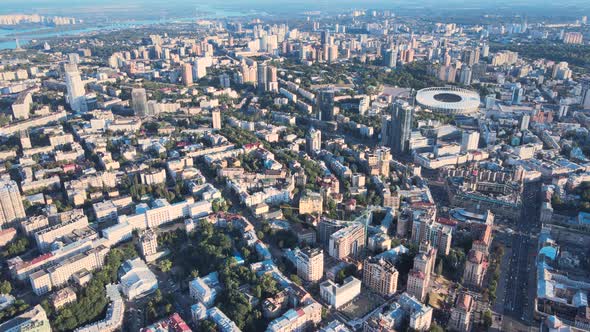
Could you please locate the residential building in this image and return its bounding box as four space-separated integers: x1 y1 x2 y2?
0 304 51 332
449 292 474 332
463 249 488 288
363 257 399 296
64 63 86 112
299 191 323 215
0 180 26 227
328 222 365 259
266 300 322 332
139 228 158 260
297 248 324 282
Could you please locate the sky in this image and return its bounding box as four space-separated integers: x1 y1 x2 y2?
0 0 588 19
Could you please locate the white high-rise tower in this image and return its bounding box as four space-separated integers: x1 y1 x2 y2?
64 63 87 112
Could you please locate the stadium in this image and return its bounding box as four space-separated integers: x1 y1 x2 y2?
415 87 481 115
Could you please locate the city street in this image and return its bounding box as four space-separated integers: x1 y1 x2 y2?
499 180 541 328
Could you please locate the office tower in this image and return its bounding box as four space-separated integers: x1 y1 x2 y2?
388 101 413 154
511 85 523 105
321 30 330 45
63 63 87 112
363 257 399 296
257 63 268 92
306 127 321 154
460 131 480 153
131 88 148 117
211 109 221 129
297 248 324 282
0 180 26 227
519 114 530 130
581 79 590 110
320 277 362 309
316 88 335 121
182 63 193 87
384 48 397 68
139 228 158 259
459 66 472 85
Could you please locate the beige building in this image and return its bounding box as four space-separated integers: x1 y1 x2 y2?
328 222 365 259
30 245 109 295
463 249 488 288
50 286 77 309
212 109 221 129
139 228 158 260
449 292 474 332
407 270 429 302
34 211 89 252
266 300 322 332
0 304 51 332
297 248 324 282
0 180 26 227
140 168 167 185
299 191 323 215
363 257 399 296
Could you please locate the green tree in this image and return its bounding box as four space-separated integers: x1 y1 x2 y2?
0 280 12 294
159 259 173 272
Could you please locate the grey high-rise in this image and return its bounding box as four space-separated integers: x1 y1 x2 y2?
131 88 148 117
316 88 335 122
388 100 413 154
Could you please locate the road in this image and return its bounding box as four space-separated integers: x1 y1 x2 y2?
500 180 541 327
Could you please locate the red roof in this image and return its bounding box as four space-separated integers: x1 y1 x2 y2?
23 253 54 268
436 217 457 226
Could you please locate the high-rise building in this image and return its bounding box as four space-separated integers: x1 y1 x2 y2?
519 114 531 130
0 180 25 227
257 63 268 92
63 63 86 112
384 48 398 68
460 131 480 153
306 127 321 154
316 88 336 121
182 63 193 87
131 88 148 117
387 100 413 154
211 109 221 129
321 30 331 46
581 79 590 110
267 65 278 92
363 257 399 296
297 248 324 282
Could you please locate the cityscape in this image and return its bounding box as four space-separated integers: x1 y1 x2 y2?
0 1 589 332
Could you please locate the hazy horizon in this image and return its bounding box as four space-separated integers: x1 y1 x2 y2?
0 0 588 20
